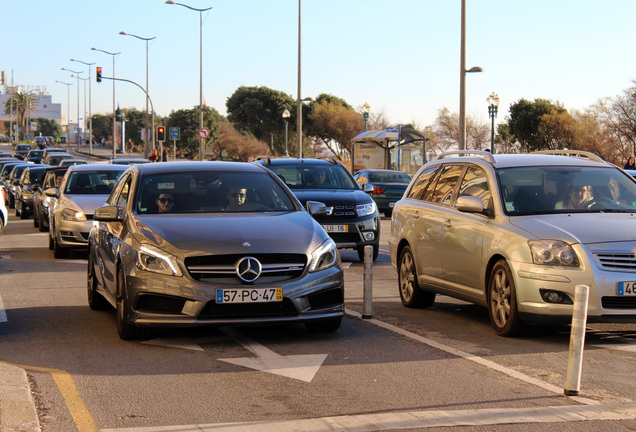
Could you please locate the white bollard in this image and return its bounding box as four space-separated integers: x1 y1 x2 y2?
362 245 373 319
564 284 590 396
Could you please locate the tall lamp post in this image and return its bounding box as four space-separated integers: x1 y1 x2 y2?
119 31 156 158
92 47 121 158
282 109 290 156
61 67 83 150
70 59 95 154
55 81 71 145
166 1 212 161
362 102 370 131
458 0 483 150
487 93 500 153
73 74 89 148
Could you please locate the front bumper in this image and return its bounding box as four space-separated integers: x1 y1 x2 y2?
55 218 92 247
317 213 380 250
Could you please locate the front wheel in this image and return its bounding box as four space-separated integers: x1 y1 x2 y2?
398 245 436 308
87 249 109 310
488 260 524 337
116 265 150 340
19 201 28 219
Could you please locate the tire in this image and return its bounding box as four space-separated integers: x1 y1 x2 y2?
488 260 524 337
48 230 54 250
53 233 68 258
8 195 14 209
357 243 379 262
305 317 342 333
87 248 109 310
15 205 19 217
116 265 149 340
33 209 39 227
39 212 48 232
398 245 436 308
19 201 27 219
384 209 393 218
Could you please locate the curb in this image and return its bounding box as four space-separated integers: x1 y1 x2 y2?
0 362 40 431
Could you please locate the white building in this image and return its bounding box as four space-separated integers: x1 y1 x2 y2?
0 85 63 124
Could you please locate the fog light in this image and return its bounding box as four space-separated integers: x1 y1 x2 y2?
540 289 572 304
363 232 375 241
547 291 563 303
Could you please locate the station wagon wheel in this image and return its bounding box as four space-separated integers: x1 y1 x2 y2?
19 201 28 219
398 245 435 308
488 260 523 337
87 248 109 310
116 264 149 340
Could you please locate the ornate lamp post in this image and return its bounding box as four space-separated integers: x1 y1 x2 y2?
119 31 156 158
487 93 500 153
362 102 370 131
165 1 212 161
282 109 290 156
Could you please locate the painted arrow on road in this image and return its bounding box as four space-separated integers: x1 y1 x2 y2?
218 327 328 383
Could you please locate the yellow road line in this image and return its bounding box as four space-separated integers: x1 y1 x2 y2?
0 361 98 432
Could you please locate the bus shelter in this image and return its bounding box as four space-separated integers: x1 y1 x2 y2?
351 125 428 176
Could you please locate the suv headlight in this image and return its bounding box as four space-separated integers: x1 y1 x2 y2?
135 245 182 277
356 202 377 217
308 238 338 272
61 207 87 221
529 240 579 267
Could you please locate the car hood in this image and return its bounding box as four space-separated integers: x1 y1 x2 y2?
62 194 111 215
134 211 327 255
291 189 372 206
509 213 636 244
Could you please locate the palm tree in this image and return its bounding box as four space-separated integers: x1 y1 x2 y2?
4 90 38 141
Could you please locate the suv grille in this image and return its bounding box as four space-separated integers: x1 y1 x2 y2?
184 254 306 285
328 205 357 218
593 252 636 272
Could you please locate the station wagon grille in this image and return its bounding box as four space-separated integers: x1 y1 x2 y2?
593 252 636 272
184 253 306 285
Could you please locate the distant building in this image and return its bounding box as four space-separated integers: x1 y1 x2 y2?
0 85 63 125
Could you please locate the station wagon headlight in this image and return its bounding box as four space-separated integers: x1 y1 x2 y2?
61 207 86 221
356 202 377 217
135 245 182 277
309 238 338 272
529 240 579 267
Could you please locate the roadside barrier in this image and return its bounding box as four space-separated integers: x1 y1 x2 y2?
564 284 589 396
362 245 373 319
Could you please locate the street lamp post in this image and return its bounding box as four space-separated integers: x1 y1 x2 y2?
166 1 212 161
119 31 156 159
92 47 121 158
458 0 483 150
73 75 89 148
487 92 500 153
61 67 83 150
55 81 71 145
71 59 95 154
282 109 290 156
362 102 371 131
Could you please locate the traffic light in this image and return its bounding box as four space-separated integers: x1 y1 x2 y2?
96 67 102 83
157 126 166 141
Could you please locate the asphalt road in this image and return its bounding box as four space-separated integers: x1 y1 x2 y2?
1 146 636 431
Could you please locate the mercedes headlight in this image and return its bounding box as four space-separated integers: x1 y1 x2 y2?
529 240 579 267
356 202 377 217
61 207 87 221
308 238 338 272
135 245 182 277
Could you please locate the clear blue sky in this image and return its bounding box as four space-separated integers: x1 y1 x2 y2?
3 0 636 130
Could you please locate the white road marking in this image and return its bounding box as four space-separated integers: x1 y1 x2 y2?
218 327 328 383
100 403 636 432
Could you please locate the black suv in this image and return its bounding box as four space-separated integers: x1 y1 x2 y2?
254 157 380 261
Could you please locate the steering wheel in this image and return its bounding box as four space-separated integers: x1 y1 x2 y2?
585 197 619 210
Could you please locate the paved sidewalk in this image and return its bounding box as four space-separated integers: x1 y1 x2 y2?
0 361 40 431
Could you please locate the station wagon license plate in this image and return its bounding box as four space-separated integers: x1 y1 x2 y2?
322 224 348 233
216 287 282 303
617 281 636 296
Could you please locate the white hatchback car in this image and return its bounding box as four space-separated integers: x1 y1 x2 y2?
389 150 636 336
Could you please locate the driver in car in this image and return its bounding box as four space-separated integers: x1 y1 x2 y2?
555 184 592 209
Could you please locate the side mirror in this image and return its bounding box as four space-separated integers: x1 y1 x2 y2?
455 196 485 213
44 187 60 198
94 205 123 222
306 200 327 217
363 184 373 193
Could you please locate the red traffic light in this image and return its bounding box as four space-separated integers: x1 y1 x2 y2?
96 67 102 83
157 126 166 141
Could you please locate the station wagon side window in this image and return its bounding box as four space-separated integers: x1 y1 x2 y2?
457 165 491 209
406 166 438 200
427 164 464 205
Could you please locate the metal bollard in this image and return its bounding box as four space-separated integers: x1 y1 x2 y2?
564 284 590 396
362 245 373 319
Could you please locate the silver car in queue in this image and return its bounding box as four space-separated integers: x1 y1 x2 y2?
88 161 344 340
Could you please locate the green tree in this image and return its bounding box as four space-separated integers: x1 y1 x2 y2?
35 118 62 138
309 99 364 156
226 86 295 155
166 106 227 158
91 114 113 144
3 90 38 140
507 98 577 151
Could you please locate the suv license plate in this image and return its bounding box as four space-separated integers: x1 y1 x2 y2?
618 282 636 296
216 287 282 303
322 224 348 233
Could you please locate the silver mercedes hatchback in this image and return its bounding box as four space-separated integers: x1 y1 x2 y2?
389 150 636 336
88 161 344 340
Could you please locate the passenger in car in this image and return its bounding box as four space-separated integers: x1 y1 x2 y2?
225 188 247 211
555 184 592 209
156 193 176 213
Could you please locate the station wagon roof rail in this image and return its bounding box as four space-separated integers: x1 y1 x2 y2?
433 150 496 163
531 149 605 163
